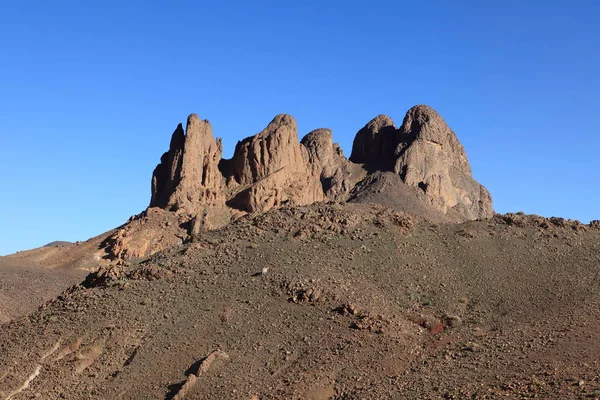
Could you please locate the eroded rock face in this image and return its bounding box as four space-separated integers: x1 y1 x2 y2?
393 105 493 220
151 114 224 213
101 208 187 262
137 105 494 261
150 106 492 221
347 105 493 220
228 114 324 212
301 128 363 201
231 115 310 185
227 167 322 213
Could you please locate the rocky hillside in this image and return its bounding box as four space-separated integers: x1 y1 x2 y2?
1 204 599 399
98 105 493 265
0 105 494 322
1 105 599 399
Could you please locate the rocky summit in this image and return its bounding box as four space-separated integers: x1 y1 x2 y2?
57 104 494 266
146 105 491 253
352 105 493 220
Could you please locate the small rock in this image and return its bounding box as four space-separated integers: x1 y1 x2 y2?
444 314 462 328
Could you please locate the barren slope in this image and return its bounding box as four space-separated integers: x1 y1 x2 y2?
0 257 88 323
1 203 599 399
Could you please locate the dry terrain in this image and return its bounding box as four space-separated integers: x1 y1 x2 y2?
2 105 598 399
1 203 599 399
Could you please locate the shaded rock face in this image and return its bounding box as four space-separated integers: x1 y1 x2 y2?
349 105 493 220
150 123 185 208
349 115 397 168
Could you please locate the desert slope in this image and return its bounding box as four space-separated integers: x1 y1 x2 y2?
1 204 599 399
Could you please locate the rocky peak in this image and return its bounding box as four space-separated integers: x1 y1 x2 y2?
231 114 309 185
393 105 492 219
150 114 223 214
226 114 324 213
347 105 493 220
150 123 185 208
125 105 495 261
146 105 492 243
301 128 361 201
395 105 470 171
349 114 397 168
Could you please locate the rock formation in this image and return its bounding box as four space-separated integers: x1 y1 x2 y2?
350 105 494 220
227 114 324 212
393 105 493 219
108 104 494 261
151 114 224 213
231 114 308 185
149 105 492 222
349 115 397 168
301 128 363 201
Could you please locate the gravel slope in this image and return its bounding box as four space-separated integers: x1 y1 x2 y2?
1 204 599 399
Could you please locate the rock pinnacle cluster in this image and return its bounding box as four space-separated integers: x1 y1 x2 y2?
104 105 493 263
150 105 492 225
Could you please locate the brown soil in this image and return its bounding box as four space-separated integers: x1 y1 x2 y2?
0 257 88 323
1 203 600 399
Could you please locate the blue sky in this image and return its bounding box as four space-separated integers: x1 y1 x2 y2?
1 1 598 255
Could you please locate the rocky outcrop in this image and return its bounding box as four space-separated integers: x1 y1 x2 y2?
349 105 493 220
150 123 185 208
128 105 494 262
231 115 309 184
349 115 397 168
151 114 224 213
101 208 187 262
301 128 364 201
393 105 493 220
227 114 324 212
149 106 492 221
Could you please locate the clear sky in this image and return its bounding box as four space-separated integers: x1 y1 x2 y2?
1 1 598 255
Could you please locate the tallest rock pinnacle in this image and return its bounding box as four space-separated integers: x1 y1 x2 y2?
393 105 493 219
150 105 492 225
348 105 493 220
